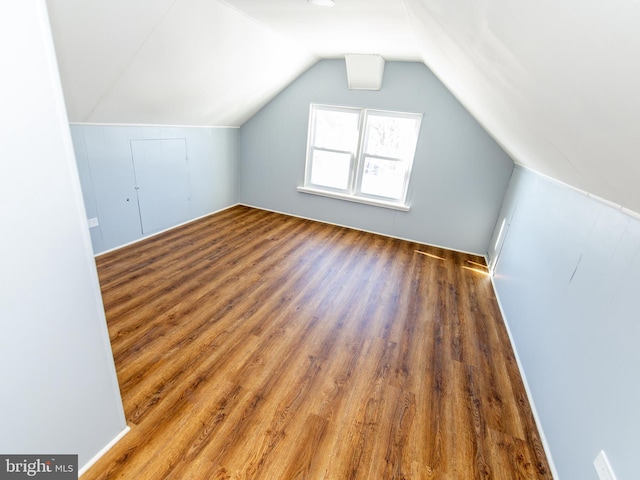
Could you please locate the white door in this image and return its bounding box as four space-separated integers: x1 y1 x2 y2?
130 139 190 235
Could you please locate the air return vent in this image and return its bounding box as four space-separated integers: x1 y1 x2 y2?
345 54 385 91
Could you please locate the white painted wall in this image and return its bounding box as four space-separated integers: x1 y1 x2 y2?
0 0 127 469
490 166 640 479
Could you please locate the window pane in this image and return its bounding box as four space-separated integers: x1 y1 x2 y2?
360 156 407 200
364 115 419 159
314 109 360 152
310 150 351 190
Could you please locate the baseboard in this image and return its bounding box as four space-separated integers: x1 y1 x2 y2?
95 204 240 257
79 425 131 477
239 203 485 259
489 275 559 480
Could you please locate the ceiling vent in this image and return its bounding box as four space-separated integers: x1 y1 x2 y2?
307 0 335 6
345 54 385 91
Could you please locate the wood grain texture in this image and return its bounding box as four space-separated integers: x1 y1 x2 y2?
84 205 552 479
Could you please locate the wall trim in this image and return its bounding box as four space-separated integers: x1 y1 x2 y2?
517 165 640 221
297 186 411 211
97 202 484 258
70 122 240 129
489 274 560 480
95 204 240 257
240 203 484 257
79 425 131 477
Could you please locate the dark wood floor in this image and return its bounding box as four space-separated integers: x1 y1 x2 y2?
85 205 551 479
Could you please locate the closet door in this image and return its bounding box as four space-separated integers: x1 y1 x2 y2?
130 139 190 235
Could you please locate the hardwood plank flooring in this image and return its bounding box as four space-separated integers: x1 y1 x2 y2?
85 205 551 479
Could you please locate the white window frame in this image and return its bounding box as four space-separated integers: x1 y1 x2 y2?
298 104 422 211
303 104 362 196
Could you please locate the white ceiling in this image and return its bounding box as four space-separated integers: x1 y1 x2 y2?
221 0 422 61
46 0 317 126
46 0 640 214
403 0 640 214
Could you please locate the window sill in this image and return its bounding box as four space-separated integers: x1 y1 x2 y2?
297 186 411 211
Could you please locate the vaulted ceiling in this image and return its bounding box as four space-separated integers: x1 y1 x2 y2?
46 0 640 214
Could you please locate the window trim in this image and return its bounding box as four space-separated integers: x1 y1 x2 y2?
296 185 411 211
303 104 363 195
301 104 422 211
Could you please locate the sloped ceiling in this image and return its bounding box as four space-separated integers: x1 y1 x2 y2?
46 0 317 126
403 0 640 214
46 0 640 213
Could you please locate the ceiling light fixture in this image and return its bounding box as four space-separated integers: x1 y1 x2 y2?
307 0 335 6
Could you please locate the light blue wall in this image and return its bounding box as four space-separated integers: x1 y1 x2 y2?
490 166 640 479
239 60 514 255
71 124 239 253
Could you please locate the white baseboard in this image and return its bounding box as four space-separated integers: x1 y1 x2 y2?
95 204 240 257
239 203 485 258
79 425 131 477
489 275 559 480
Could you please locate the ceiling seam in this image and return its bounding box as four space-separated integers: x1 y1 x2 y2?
216 0 319 62
82 0 181 122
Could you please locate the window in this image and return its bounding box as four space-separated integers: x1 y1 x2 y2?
299 104 422 210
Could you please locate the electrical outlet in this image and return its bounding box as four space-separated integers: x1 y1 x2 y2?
594 450 617 480
87 217 99 228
